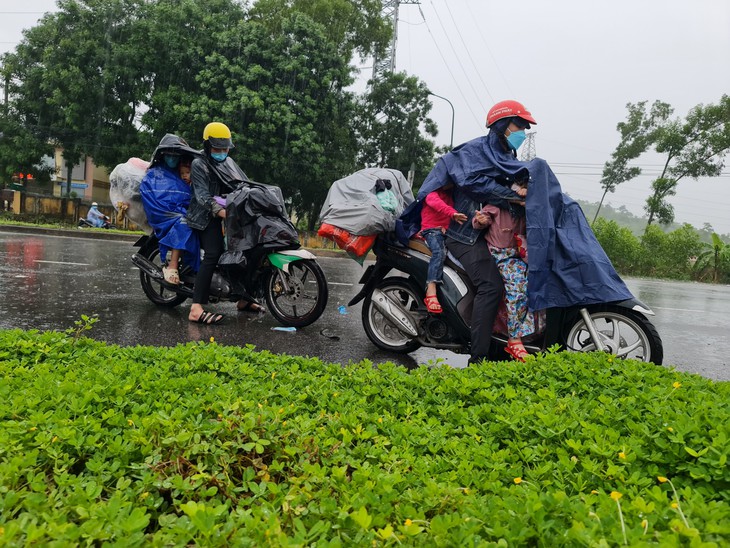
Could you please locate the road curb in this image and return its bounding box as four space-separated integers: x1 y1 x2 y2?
0 224 348 257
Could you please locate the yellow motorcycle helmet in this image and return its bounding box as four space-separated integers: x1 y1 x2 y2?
203 122 234 149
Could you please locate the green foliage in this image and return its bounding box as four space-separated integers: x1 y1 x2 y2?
591 218 642 272
601 97 730 231
694 233 730 283
593 220 707 280
354 72 438 183
595 101 671 223
1 330 728 545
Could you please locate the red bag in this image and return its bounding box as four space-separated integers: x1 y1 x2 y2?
318 223 376 260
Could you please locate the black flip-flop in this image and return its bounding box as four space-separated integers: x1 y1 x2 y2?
237 301 265 314
193 311 225 325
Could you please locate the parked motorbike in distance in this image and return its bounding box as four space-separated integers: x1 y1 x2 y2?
348 234 664 364
131 181 328 329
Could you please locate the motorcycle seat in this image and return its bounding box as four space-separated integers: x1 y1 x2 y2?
408 237 466 272
407 237 431 256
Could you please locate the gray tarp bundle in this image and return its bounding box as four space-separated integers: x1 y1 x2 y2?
319 167 414 234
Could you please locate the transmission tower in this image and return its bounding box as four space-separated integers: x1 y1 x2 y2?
520 132 537 161
372 0 421 81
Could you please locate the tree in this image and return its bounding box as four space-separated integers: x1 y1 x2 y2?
594 101 671 224
249 0 390 61
645 95 730 228
693 233 730 283
354 72 437 185
177 12 359 229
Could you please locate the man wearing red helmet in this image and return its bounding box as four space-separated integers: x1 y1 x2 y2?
398 99 536 364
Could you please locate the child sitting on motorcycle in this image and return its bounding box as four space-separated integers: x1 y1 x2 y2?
140 134 201 285
472 184 535 362
420 183 468 314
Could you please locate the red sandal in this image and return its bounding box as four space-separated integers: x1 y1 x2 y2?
424 294 443 314
505 340 529 362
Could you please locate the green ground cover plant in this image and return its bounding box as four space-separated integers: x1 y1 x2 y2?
0 327 728 546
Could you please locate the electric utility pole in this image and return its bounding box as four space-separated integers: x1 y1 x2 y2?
372 0 420 81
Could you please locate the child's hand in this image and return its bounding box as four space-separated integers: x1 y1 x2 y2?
515 187 527 197
452 212 468 225
472 210 489 228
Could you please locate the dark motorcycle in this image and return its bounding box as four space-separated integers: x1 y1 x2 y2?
131 182 329 328
78 217 114 229
348 234 663 364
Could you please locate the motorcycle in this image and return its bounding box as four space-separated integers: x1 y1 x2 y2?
78 217 114 229
348 234 664 364
131 182 329 329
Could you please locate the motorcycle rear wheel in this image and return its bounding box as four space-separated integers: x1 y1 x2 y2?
362 278 422 353
564 305 663 364
138 245 188 307
264 259 328 328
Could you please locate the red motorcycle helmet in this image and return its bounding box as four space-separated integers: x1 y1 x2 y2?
486 100 537 128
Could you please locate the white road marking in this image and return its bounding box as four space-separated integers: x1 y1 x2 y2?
35 260 91 266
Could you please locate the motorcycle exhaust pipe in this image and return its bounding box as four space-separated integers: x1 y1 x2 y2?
131 253 163 280
371 288 419 337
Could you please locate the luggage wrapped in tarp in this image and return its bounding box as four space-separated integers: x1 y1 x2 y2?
109 157 152 233
318 167 414 261
219 182 300 271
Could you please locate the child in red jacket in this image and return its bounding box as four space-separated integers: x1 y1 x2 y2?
420 184 467 313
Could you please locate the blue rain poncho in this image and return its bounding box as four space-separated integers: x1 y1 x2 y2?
140 166 200 272
397 129 632 310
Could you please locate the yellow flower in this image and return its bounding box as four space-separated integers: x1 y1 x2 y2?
667 427 674 432
282 421 287 426
591 490 599 494
127 419 134 426
52 436 58 443
513 477 523 484
641 519 648 528
333 392 339 397
463 488 470 495
671 502 678 509
271 371 277 379
378 417 383 423
140 492 149 500
209 336 215 343
673 382 681 389
618 451 626 459
29 426 37 431
404 519 412 526
610 491 622 501
657 476 668 483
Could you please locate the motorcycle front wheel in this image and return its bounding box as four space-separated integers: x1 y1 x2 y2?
264 259 328 328
564 305 664 364
138 245 188 308
362 278 422 353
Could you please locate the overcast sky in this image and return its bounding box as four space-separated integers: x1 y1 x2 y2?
3 0 730 232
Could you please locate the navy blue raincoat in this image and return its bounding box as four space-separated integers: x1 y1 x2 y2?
397 130 632 310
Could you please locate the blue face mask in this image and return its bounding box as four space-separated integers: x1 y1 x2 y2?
210 152 228 162
506 129 526 151
164 155 180 168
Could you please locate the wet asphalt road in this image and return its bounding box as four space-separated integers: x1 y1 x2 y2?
0 228 728 381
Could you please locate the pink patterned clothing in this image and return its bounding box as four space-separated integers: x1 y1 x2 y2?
473 205 534 339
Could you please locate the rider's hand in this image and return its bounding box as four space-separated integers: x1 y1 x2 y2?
452 212 468 225
217 208 226 219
